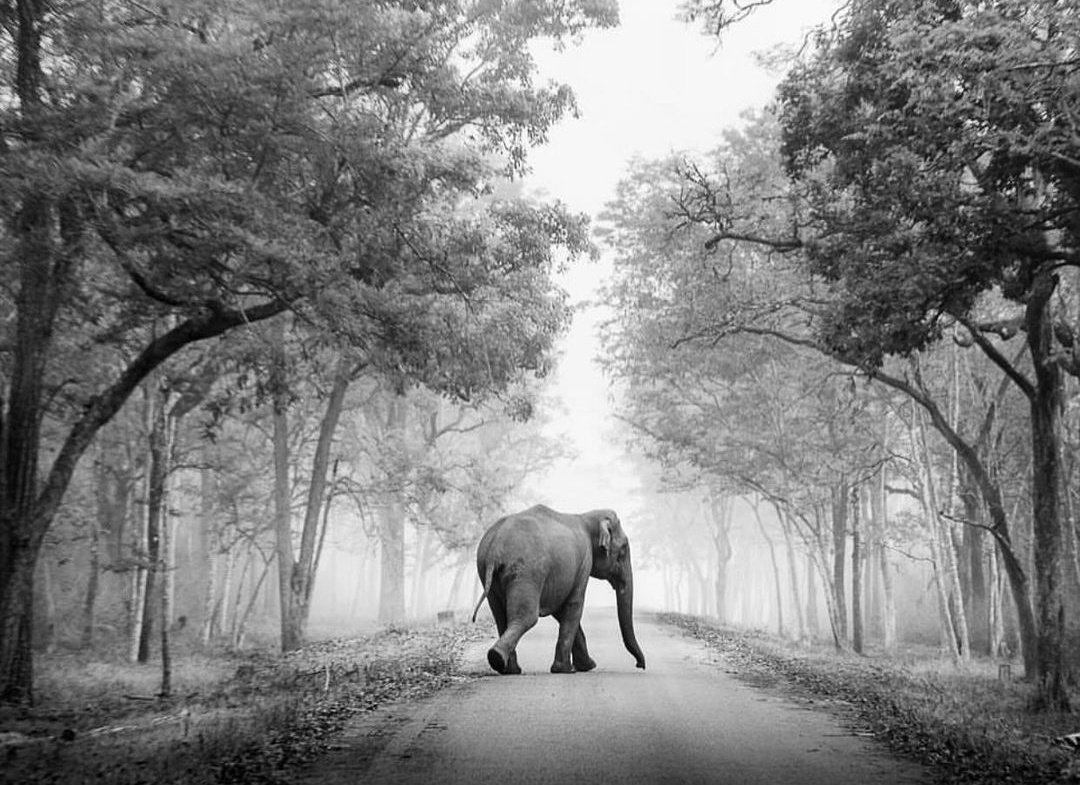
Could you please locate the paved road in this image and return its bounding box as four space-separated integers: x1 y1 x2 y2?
295 610 929 784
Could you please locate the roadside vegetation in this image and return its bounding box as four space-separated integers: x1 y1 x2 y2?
11 614 1080 784
666 614 1079 785
0 622 488 785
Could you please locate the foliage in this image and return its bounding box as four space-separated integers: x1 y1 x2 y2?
1 0 613 701
776 0 1080 369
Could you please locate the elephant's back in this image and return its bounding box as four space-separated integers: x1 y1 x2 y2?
479 506 586 558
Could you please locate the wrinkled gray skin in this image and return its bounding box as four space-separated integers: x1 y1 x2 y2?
472 504 646 674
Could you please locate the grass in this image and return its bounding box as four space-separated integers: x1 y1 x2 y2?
0 622 489 785
663 613 1078 785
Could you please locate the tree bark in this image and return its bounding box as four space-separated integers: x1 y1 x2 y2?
1026 273 1070 711
872 466 896 652
83 461 103 649
958 466 990 655
199 463 219 647
831 482 848 643
139 382 170 663
272 345 299 650
851 485 863 655
805 551 820 639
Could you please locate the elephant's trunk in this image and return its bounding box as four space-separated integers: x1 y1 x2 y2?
616 559 646 670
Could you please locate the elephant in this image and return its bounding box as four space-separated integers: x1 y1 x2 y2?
471 504 646 675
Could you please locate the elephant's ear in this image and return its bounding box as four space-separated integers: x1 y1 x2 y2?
598 517 612 555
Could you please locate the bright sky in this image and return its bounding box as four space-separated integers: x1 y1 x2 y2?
518 0 840 515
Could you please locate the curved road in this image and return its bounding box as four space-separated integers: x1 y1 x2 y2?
296 610 928 784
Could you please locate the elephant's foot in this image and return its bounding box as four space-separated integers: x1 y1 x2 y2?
550 659 575 674
487 647 508 674
572 655 597 672
488 647 522 675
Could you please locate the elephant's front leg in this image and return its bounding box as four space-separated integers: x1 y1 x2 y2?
571 626 596 672
551 599 586 673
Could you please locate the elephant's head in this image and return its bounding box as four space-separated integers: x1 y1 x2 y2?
587 511 646 670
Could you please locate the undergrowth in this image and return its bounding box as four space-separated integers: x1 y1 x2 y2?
663 613 1078 785
0 622 488 785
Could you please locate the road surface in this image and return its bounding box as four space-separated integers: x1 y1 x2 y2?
295 610 929 784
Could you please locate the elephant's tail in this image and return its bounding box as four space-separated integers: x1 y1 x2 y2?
471 562 495 622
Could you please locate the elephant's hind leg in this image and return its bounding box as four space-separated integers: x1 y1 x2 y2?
488 584 537 674
486 595 519 675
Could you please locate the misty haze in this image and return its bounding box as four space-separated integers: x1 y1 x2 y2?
2 1 1079 784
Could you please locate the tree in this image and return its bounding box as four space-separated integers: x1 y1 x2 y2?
772 0 1080 710
0 0 616 703
604 0 1074 709
599 127 890 650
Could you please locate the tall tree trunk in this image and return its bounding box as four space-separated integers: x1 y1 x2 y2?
379 395 408 623
0 0 52 702
139 382 170 663
878 544 897 652
229 553 252 646
871 461 896 651
83 472 103 649
292 361 350 636
410 528 434 618
874 368 1037 676
805 550 820 639
274 342 351 651
708 492 733 624
220 546 236 640
753 503 784 638
233 553 274 650
271 317 300 652
379 500 407 623
199 465 220 647
1026 274 1070 711
777 511 805 640
447 554 470 611
959 468 990 655
989 549 1006 658
128 497 148 664
831 482 848 643
912 401 967 663
35 553 56 652
851 485 864 655
160 472 174 698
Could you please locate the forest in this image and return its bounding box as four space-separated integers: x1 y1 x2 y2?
2 0 1080 722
